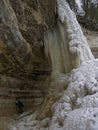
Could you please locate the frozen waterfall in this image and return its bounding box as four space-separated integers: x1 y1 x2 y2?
45 0 93 76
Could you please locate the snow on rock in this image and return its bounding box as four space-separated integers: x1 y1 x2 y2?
63 108 98 130
75 0 85 16
50 59 98 130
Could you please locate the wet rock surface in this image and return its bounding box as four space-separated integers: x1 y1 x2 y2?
0 0 56 116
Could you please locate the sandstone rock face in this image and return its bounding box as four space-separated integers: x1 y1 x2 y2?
81 26 98 58
0 0 56 117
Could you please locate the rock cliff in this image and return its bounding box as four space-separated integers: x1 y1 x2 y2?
0 0 56 117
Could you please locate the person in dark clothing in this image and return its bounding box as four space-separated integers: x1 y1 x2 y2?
16 99 24 114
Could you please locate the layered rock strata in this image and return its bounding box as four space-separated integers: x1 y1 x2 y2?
0 0 56 117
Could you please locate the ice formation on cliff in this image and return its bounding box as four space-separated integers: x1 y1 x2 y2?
75 0 85 16
9 0 98 130
75 0 81 8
